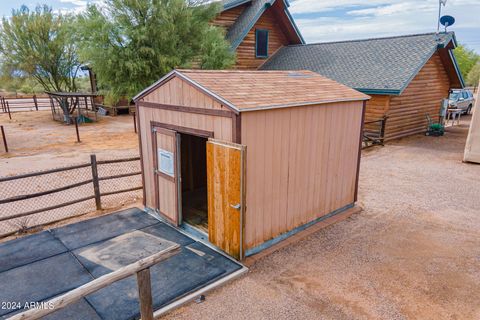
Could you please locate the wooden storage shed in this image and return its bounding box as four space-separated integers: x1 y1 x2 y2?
133 69 369 260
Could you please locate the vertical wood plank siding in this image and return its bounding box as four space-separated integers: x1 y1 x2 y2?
138 77 234 209
385 52 451 140
241 101 363 249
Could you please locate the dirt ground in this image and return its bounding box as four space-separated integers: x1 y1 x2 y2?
0 110 141 236
0 110 139 175
165 115 480 320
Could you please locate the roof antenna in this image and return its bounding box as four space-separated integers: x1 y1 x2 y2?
437 0 447 34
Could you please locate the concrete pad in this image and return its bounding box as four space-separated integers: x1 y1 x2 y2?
73 230 176 276
52 208 159 250
0 231 67 273
0 253 93 317
85 247 226 320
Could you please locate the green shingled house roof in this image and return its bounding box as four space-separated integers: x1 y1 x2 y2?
261 32 464 95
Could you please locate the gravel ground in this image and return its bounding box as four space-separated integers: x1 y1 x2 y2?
165 115 480 320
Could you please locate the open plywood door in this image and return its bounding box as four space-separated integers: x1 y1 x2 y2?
152 127 180 225
207 139 245 260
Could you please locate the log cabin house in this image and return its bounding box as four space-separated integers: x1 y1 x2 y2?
261 32 465 140
133 70 369 260
213 0 305 69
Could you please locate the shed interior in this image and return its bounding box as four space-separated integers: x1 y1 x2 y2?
180 133 208 233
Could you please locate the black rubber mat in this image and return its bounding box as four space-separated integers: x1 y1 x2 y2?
0 231 67 273
0 208 243 319
0 253 93 317
51 208 159 250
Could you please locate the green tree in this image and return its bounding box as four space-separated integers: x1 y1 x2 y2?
454 45 479 80
0 5 81 119
76 0 235 99
467 62 480 87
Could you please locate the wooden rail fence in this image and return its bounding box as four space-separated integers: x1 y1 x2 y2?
0 155 142 236
8 244 181 320
363 116 388 148
0 95 50 113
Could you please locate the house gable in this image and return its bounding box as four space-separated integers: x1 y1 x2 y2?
213 0 304 69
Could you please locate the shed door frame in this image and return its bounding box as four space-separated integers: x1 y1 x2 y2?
151 125 180 225
151 121 214 226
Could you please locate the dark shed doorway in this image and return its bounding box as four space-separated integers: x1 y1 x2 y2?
180 133 208 233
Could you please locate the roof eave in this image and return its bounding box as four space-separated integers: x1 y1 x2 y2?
222 0 251 11
356 88 401 96
281 0 305 44
240 96 370 112
449 49 466 88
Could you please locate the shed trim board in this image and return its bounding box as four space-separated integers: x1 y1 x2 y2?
354 101 366 202
138 101 234 118
245 203 354 256
136 102 147 206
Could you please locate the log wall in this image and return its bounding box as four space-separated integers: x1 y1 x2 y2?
386 52 451 140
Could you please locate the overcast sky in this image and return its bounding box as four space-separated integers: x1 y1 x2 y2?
0 0 479 52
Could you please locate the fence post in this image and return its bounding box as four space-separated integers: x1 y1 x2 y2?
73 116 81 142
90 154 102 210
136 268 154 320
1 126 8 153
380 115 388 146
6 101 11 120
33 94 38 111
133 111 137 133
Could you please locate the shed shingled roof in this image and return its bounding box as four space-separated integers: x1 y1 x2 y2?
133 69 369 112
261 32 464 95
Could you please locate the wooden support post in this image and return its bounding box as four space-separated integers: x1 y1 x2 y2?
90 154 102 210
1 125 8 153
380 116 388 146
133 111 137 133
73 116 80 142
33 94 38 111
137 268 154 320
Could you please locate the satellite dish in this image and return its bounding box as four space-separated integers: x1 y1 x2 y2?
440 15 455 31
